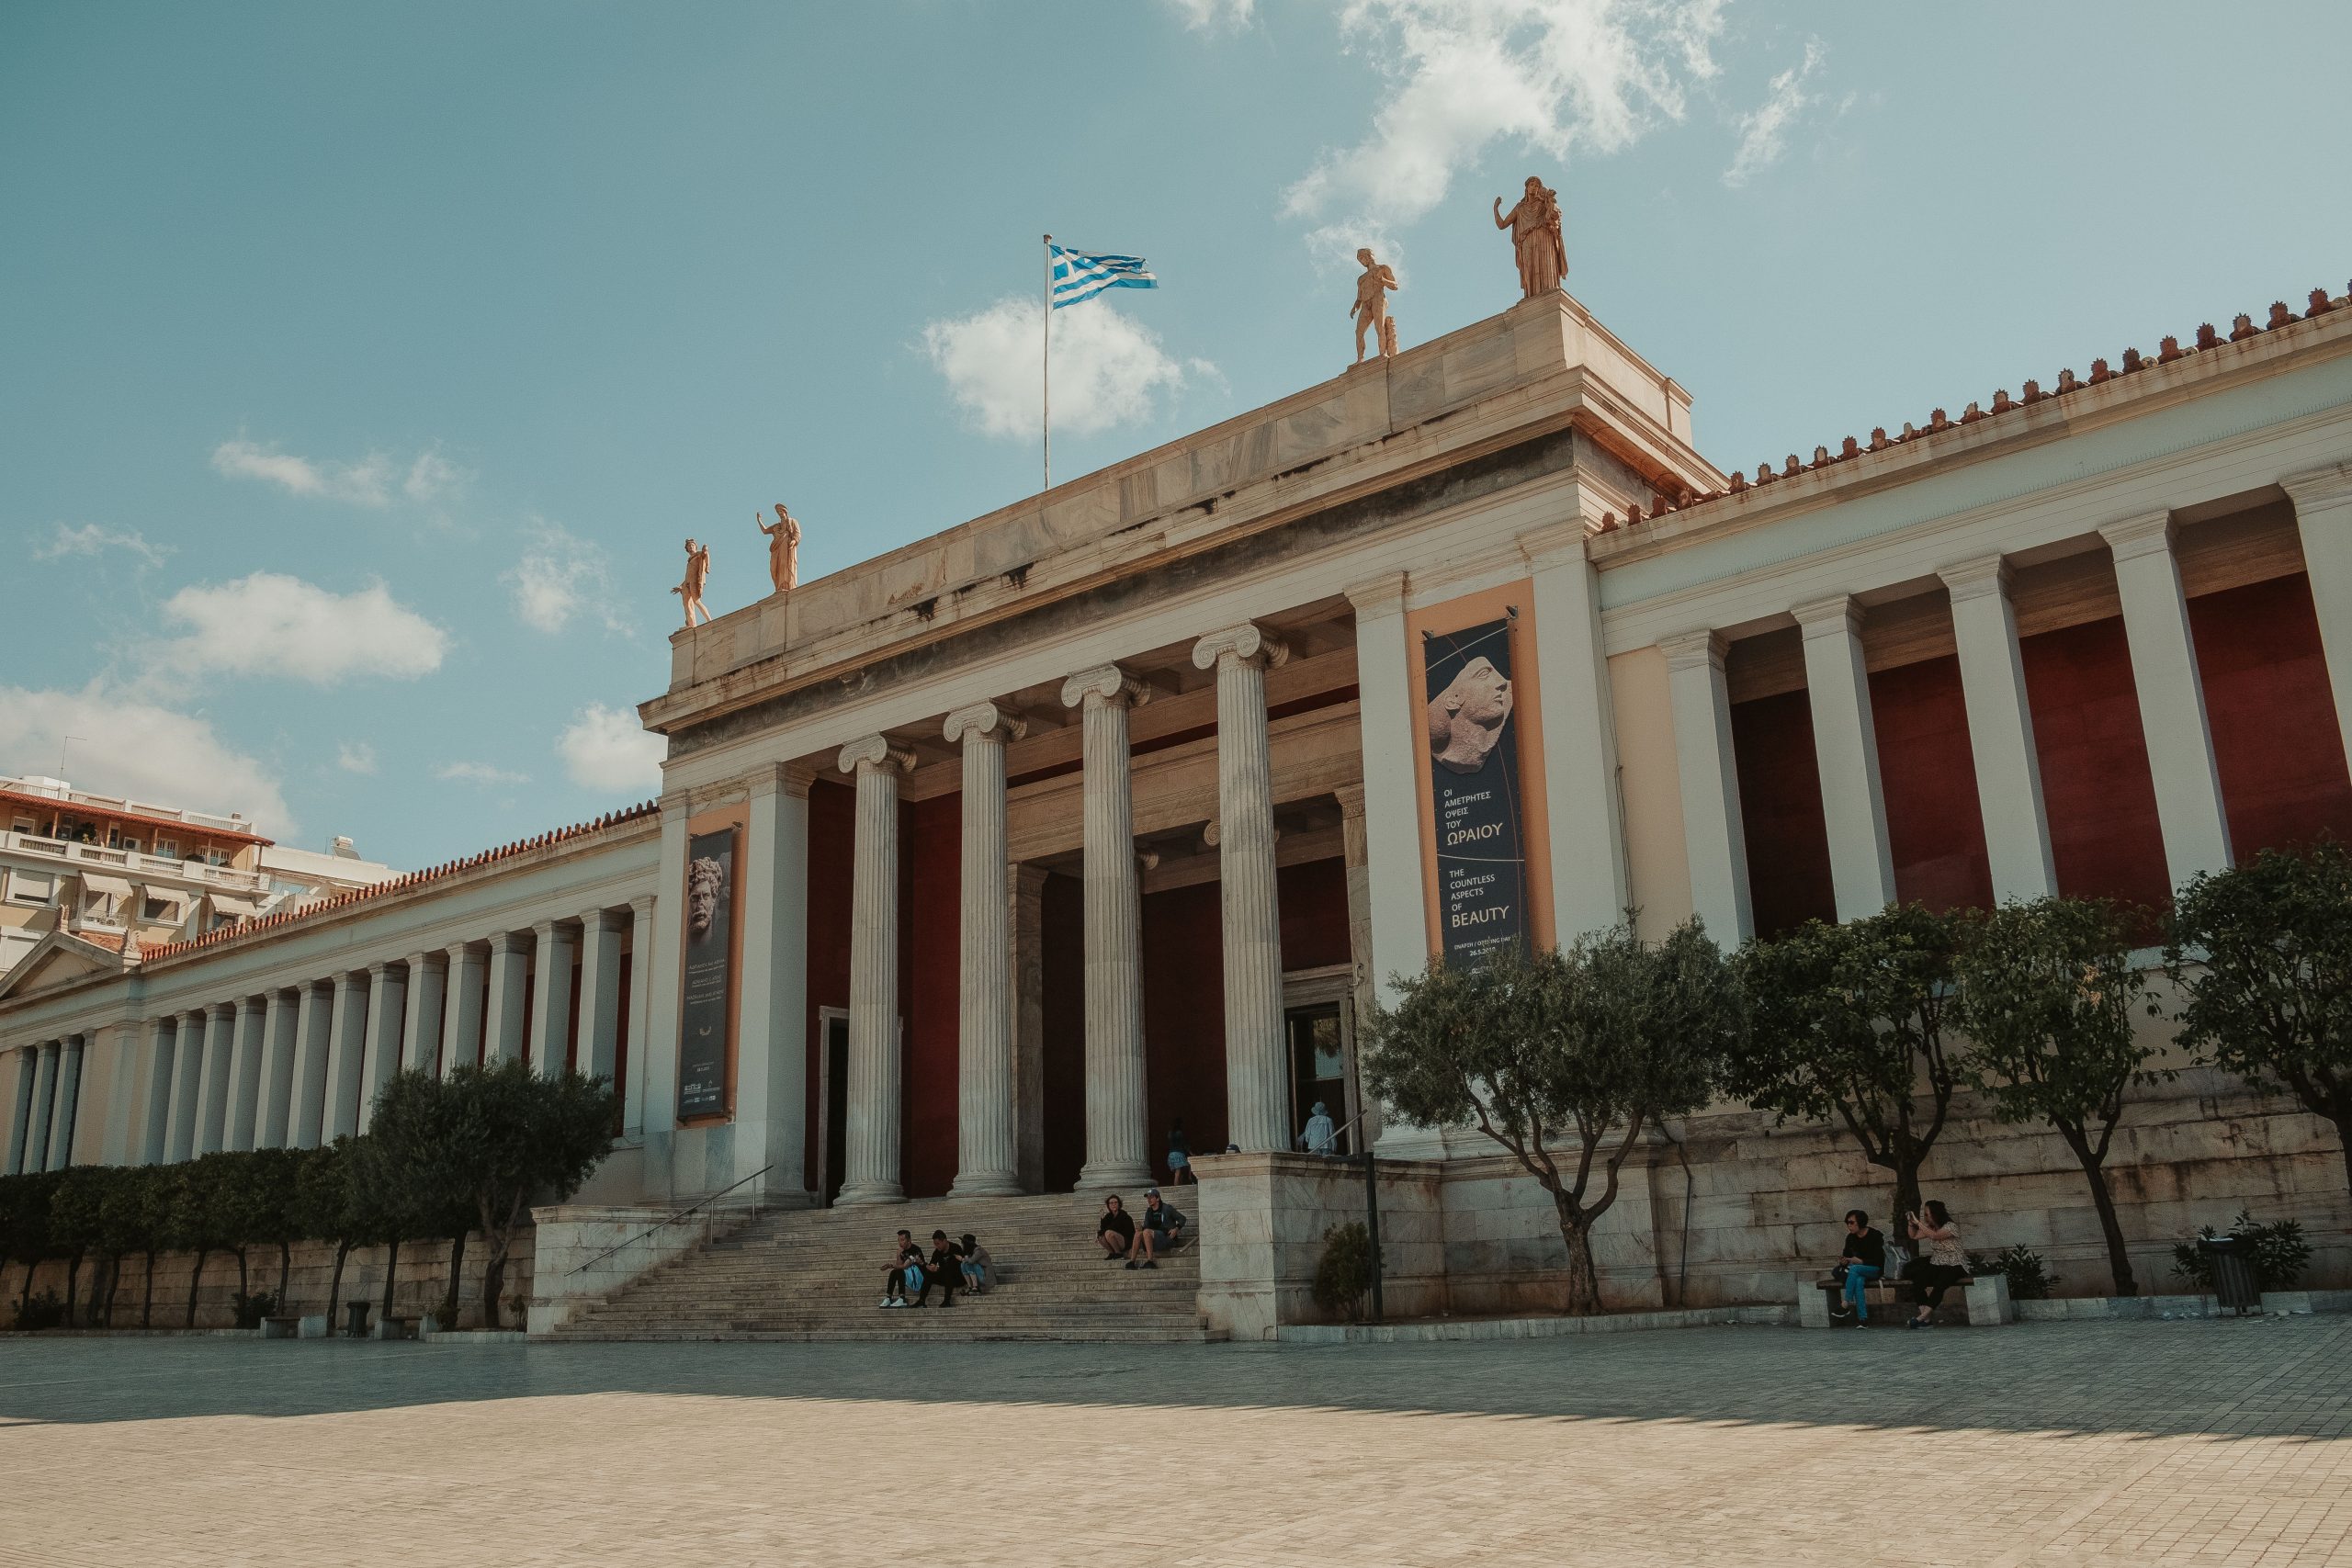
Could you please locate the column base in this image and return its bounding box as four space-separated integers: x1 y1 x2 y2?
1075 1160 1153 1189
833 1180 907 1206
947 1171 1023 1197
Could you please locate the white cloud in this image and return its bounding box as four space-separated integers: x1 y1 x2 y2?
505 522 626 636
435 761 530 787
557 704 664 794
210 438 467 510
1281 0 1725 261
335 740 378 775
34 522 170 569
1167 0 1255 28
0 682 297 839
1724 39 1823 186
922 297 1204 440
159 572 448 685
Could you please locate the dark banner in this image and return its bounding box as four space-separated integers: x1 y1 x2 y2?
677 826 736 1118
1423 614 1529 965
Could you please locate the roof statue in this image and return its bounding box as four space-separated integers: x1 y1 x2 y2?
1494 175 1566 300
672 537 712 628
759 503 801 594
1351 247 1399 364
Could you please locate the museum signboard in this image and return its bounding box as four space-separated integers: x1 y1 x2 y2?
1421 611 1530 964
677 824 737 1118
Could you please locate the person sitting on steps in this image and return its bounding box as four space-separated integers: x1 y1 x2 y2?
959 1233 993 1294
1903 1200 1969 1329
880 1229 922 1309
912 1230 963 1309
1125 1188 1187 1269
1096 1195 1136 1261
1829 1209 1885 1326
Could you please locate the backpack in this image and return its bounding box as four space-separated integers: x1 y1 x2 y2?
1882 1242 1912 1281
901 1261 927 1292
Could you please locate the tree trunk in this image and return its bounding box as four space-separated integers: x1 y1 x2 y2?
480 1239 507 1331
325 1239 353 1336
2064 1130 2137 1297
440 1232 467 1330
2335 1114 2352 1203
103 1254 121 1326
185 1247 209 1327
64 1250 82 1327
379 1238 400 1326
141 1248 156 1327
277 1239 292 1310
1891 1146 1923 1238
1556 1214 1601 1316
234 1246 248 1300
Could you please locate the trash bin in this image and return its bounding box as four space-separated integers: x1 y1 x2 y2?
2198 1235 2259 1314
344 1299 374 1338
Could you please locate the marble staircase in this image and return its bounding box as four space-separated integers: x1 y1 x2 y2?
548 1190 1217 1343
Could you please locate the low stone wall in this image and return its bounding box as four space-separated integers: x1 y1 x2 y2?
2 1230 536 1334
1193 1151 1447 1341
527 1202 752 1335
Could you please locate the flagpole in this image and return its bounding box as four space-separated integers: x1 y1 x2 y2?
1041 232 1053 493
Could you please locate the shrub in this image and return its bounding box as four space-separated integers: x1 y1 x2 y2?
231 1290 280 1330
1311 1221 1375 1322
12 1289 65 1332
1968 1244 2054 1300
2169 1210 2314 1293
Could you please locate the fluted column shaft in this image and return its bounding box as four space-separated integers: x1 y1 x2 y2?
134 1020 174 1164
166 1010 208 1162
356 961 407 1134
225 997 267 1152
575 908 626 1086
195 1002 236 1156
45 1036 84 1171
441 942 486 1077
24 1043 58 1172
5 1048 36 1174
947 703 1023 1195
323 972 369 1140
1794 595 1898 922
483 931 532 1066
1197 625 1291 1153
528 919 577 1074
2103 511 2233 890
1662 630 1754 945
288 984 334 1148
256 991 299 1150
1064 666 1153 1187
401 951 446 1074
838 735 913 1204
623 896 656 1134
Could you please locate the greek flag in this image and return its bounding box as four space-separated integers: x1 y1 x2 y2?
1049 243 1158 309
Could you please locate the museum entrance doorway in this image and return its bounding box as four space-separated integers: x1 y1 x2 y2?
1282 965 1360 1156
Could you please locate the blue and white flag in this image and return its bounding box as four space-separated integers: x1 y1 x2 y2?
1049 243 1158 309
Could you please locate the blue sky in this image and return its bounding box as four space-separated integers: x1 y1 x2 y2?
6 1 2348 870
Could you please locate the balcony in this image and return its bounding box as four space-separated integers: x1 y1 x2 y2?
0 830 272 894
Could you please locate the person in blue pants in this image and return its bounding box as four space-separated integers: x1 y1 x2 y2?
1832 1209 1885 1325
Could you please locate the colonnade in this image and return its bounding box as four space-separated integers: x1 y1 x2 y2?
0 897 654 1173
1661 478 2352 942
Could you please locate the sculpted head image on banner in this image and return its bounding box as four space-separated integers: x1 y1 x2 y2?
1422 611 1530 964
678 825 737 1118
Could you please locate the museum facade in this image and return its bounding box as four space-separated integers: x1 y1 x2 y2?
7 282 2352 1323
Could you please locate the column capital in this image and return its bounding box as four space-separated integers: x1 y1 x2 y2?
401 949 430 969
658 788 694 821
1334 783 1367 819
746 761 819 800
2280 463 2352 512
1192 623 1290 672
1516 525 1591 572
837 733 917 775
1061 663 1153 711
2098 509 2177 561
1792 593 1865 637
209 999 236 1021
444 937 477 962
1343 571 1408 619
368 959 397 980
944 701 1027 747
531 917 563 941
1938 554 2014 604
628 893 658 917
1658 628 1728 674
579 905 624 932
488 930 533 957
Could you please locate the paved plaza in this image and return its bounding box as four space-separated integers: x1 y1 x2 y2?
3 1318 2349 1565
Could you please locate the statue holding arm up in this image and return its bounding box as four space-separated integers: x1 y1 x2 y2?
758 503 801 595
1494 176 1567 300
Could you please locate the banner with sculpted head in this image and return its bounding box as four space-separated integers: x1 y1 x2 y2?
1423 614 1529 964
678 826 736 1118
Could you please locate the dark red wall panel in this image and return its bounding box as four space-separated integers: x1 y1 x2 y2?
1868 654 1995 913
899 793 962 1199
2018 614 2172 910
1040 871 1087 1193
1729 688 1837 938
802 780 854 1194
2188 573 2352 858
1142 880 1228 1170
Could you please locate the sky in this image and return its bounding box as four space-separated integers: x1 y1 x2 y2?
5 1 2349 871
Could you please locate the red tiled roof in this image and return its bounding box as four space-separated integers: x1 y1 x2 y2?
140 801 660 964
0 786 272 848
1590 283 2352 536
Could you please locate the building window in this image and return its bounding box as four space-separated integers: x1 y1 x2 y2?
6 870 55 906
141 896 177 922
155 838 179 860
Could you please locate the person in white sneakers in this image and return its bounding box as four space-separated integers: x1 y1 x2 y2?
880 1229 922 1308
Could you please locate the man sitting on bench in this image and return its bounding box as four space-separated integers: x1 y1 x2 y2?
1830 1208 1885 1325
1125 1188 1187 1269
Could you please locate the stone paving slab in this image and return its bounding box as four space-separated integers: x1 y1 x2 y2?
2 1317 2349 1565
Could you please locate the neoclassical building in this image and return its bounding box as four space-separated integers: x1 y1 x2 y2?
7 280 2350 1322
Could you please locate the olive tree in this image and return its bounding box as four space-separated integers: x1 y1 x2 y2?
1364 921 1744 1316
1730 904 1969 1225
1955 896 2165 1296
2165 842 2352 1197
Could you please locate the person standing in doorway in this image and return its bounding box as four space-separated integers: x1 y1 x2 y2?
1166 1119 1194 1185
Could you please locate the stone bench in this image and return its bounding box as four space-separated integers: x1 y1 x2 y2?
260 1315 302 1340
1800 1271 2012 1327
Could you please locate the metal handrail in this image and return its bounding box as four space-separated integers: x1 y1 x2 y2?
569 1163 775 1275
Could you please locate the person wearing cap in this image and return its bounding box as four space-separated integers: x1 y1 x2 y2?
1125 1187 1188 1269
1296 1100 1338 1156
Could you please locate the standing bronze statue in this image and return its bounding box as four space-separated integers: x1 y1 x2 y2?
1493 176 1567 299
673 537 712 628
758 503 801 594
1351 248 1400 364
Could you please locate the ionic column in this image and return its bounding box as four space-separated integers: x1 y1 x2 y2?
440 942 486 1077
225 997 267 1152
2281 465 2352 761
44 1035 84 1171
1061 666 1154 1187
195 1002 236 1156
288 983 334 1148
1794 595 1898 921
24 1041 59 1172
575 908 626 1087
401 950 446 1074
737 764 814 1201
2102 512 2233 889
946 702 1024 1196
1662 630 1755 945
140 1019 178 1165
322 971 369 1140
6 1046 37 1174
356 960 407 1134
484 931 533 1066
623 895 656 1135
255 990 299 1150
836 734 913 1204
1195 625 1291 1154
165 1010 208 1162
527 919 577 1074
1522 528 1631 937
1941 555 2059 902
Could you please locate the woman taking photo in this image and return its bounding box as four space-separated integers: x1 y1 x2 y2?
1904 1201 1969 1329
